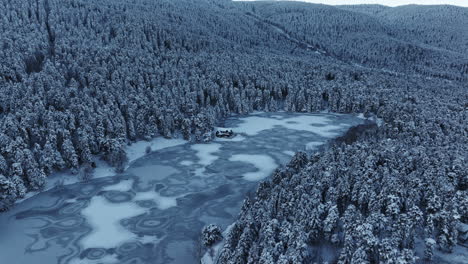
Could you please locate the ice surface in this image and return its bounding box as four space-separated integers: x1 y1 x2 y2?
138 235 163 244
194 167 207 177
81 178 177 249
17 139 187 206
126 138 187 164
192 143 222 166
306 141 323 150
80 196 146 249
69 254 119 264
92 160 117 179
129 165 179 186
3 112 363 264
229 154 277 181
99 178 178 210
180 160 194 166
234 115 343 137
134 191 178 210
102 179 133 192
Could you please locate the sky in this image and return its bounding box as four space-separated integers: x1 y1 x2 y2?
236 0 468 7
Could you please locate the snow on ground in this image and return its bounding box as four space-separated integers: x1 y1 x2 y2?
214 134 246 142
234 115 344 137
283 150 295 156
192 143 222 166
249 111 265 115
229 154 277 181
80 196 146 249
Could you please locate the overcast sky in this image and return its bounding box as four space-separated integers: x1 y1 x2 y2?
236 0 468 7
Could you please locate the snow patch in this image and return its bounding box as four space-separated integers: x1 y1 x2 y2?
80 179 179 249
283 150 295 156
229 154 277 181
194 167 207 177
234 115 343 137
134 191 178 210
192 144 222 166
180 160 194 166
102 179 133 192
305 141 323 150
80 196 146 249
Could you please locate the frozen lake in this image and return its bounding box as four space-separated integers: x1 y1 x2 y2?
0 112 364 264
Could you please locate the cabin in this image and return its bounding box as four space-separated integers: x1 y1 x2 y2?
215 130 234 138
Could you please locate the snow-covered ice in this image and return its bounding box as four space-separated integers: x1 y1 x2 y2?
69 254 119 264
1 112 363 264
192 143 222 166
80 196 146 249
102 179 134 192
180 160 194 166
134 190 178 210
305 141 323 150
229 154 277 181
234 114 344 137
126 138 187 164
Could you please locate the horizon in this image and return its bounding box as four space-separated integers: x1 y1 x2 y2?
234 0 468 7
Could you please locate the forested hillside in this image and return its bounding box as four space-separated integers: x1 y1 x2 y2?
0 0 467 263
239 2 468 80
340 4 468 55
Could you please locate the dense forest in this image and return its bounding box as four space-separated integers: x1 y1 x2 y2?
0 0 467 263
